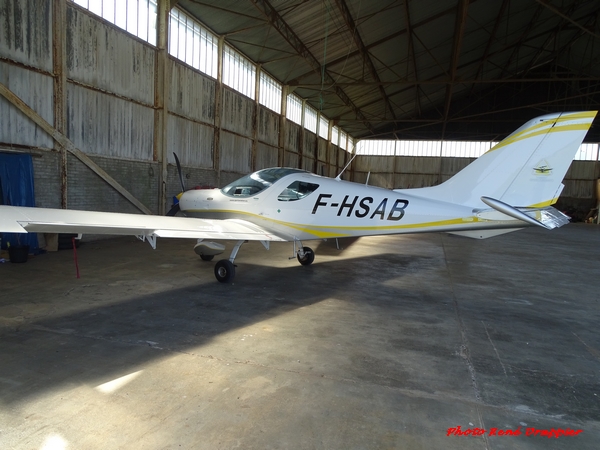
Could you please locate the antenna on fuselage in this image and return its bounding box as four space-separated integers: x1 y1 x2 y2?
365 171 371 186
335 152 358 181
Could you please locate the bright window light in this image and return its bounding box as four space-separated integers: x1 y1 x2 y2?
339 130 348 151
286 94 302 125
169 7 218 78
356 140 600 159
331 126 339 147
574 143 599 161
318 115 328 139
259 72 282 113
72 0 157 46
357 140 502 157
223 45 256 99
304 104 317 133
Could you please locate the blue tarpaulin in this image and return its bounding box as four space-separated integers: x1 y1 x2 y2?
0 153 39 253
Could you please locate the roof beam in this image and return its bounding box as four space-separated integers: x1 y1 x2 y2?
292 77 600 87
403 0 421 115
441 0 469 137
470 0 510 86
535 0 600 40
332 0 396 120
249 0 375 132
287 5 458 86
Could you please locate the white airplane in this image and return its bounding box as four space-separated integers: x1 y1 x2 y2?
0 111 596 282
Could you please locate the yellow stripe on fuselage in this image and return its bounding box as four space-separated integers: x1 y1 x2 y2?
184 208 482 238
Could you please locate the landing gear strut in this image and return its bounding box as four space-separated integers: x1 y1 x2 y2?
292 240 314 266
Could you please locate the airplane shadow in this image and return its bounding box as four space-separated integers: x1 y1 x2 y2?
0 249 440 406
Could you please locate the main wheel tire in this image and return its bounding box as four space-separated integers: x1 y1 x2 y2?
214 259 235 283
297 246 315 266
200 254 214 261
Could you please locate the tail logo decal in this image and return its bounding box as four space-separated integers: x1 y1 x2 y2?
533 160 553 175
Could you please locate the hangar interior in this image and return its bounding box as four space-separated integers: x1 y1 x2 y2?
1 0 600 220
1 0 600 449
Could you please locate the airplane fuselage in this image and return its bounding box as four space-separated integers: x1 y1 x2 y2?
178 171 505 241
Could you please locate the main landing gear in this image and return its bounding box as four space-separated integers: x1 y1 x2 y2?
208 240 315 283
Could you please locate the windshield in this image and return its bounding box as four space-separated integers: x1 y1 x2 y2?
221 168 308 198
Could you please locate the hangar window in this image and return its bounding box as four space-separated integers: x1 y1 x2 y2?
339 131 349 151
356 140 498 157
259 72 282 114
331 126 339 147
318 116 329 139
169 8 218 78
277 181 320 202
72 0 157 45
575 143 599 161
286 94 302 125
304 105 317 133
223 45 256 99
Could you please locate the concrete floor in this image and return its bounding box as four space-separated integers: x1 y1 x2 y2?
1 224 599 449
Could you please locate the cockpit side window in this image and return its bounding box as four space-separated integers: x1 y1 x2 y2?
277 181 320 202
221 168 308 198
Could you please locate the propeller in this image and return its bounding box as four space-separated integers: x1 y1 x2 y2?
166 153 185 216
174 152 185 193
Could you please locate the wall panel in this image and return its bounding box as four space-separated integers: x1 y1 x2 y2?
255 143 278 170
220 131 251 173
257 107 279 147
169 60 215 124
67 83 154 160
67 6 155 105
167 115 214 168
284 151 298 168
303 131 316 159
221 88 254 136
0 61 54 148
0 0 52 71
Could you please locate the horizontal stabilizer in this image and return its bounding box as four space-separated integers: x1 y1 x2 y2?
480 196 551 229
477 197 570 230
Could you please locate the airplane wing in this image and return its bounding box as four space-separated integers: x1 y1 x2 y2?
0 205 286 242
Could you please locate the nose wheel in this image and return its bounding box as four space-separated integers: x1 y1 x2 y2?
297 246 314 265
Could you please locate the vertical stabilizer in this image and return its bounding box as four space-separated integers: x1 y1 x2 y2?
401 111 597 208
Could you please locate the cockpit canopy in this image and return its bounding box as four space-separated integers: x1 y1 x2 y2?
221 168 308 198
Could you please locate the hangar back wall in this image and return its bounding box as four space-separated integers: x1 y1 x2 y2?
0 0 597 219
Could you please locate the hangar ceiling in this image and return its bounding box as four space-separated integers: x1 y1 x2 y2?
176 0 600 141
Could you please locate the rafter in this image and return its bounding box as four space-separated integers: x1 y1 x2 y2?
287 5 458 86
403 0 421 115
535 0 600 40
249 0 374 132
441 0 469 137
333 0 396 120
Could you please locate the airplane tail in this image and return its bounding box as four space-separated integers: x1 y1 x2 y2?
402 111 597 209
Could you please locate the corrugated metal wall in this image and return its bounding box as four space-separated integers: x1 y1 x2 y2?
0 1 344 217
0 0 52 72
0 61 54 149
